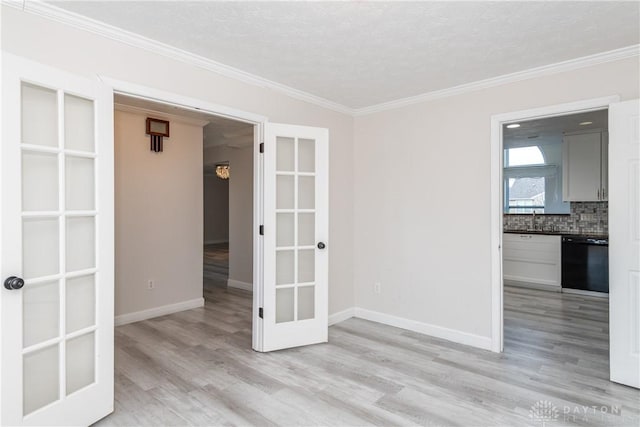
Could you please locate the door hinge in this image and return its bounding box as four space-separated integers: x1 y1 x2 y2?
259 142 264 153
259 307 264 319
259 225 264 235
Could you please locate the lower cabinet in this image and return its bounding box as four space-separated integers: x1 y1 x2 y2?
503 233 561 289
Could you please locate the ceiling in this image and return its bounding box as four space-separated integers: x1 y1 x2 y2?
114 94 253 149
45 1 639 110
503 109 608 148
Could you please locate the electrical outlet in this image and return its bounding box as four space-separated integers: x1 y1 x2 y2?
374 282 381 294
148 280 155 290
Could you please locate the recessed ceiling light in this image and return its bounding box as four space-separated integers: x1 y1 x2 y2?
506 123 520 129
579 121 593 126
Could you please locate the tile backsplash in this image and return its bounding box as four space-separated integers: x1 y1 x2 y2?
503 202 608 235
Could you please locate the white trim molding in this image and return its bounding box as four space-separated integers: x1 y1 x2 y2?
114 297 205 326
3 1 638 117
328 307 356 326
354 308 493 350
227 279 253 292
5 0 353 116
489 95 620 353
354 45 640 116
327 306 491 350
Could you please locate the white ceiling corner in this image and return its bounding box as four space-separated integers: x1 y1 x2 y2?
14 1 640 116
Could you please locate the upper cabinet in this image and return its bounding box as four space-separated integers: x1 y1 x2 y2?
562 130 608 201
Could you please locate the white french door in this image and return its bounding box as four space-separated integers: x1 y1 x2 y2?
609 99 640 389
257 123 328 352
1 54 114 425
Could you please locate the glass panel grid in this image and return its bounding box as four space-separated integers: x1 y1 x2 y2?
19 85 101 416
275 136 319 323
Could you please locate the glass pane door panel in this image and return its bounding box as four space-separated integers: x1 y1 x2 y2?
23 281 59 348
298 213 315 246
65 156 94 210
298 249 315 283
23 218 59 279
297 286 315 320
276 213 294 247
22 151 58 212
298 176 315 209
23 345 59 415
276 250 294 285
276 175 294 209
21 83 58 147
276 137 295 172
66 332 95 395
298 138 315 172
66 275 95 333
66 217 95 272
64 94 94 152
276 287 294 323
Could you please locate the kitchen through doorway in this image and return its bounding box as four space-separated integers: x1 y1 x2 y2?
500 108 611 371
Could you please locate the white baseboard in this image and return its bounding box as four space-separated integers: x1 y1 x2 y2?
115 297 205 326
353 307 493 351
227 278 253 292
328 307 356 326
204 239 229 245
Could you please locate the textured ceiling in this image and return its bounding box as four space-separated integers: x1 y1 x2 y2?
50 1 639 109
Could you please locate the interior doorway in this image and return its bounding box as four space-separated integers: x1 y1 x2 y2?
492 97 617 388
203 118 255 296
112 93 258 346
499 109 611 375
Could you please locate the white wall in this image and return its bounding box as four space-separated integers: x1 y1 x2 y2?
204 145 254 286
203 174 229 244
354 57 639 342
114 109 203 316
1 5 355 315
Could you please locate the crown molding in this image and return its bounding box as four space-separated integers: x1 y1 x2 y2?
6 1 639 118
7 0 355 115
353 44 640 116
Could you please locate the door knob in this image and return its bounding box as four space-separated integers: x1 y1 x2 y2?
4 276 24 290
317 242 326 249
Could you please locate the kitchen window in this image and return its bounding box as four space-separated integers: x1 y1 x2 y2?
503 145 570 214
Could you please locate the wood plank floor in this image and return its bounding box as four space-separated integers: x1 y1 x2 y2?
95 250 639 426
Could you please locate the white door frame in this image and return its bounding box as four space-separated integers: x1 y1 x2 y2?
98 77 269 351
489 95 620 353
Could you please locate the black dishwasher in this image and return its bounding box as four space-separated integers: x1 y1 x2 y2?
561 236 609 293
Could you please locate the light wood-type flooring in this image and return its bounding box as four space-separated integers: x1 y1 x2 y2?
95 247 640 426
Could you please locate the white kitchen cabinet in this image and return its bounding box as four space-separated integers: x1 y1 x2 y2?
503 233 561 289
562 130 608 201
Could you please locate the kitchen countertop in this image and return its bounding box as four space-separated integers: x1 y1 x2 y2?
504 229 609 239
